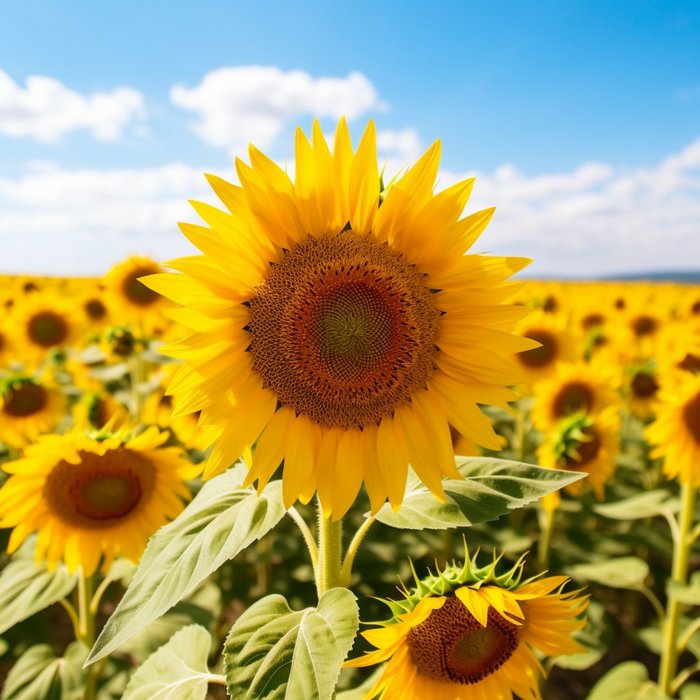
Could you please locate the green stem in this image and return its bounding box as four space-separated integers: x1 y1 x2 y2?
537 507 555 572
288 507 319 574
660 482 697 696
316 506 343 597
57 598 81 641
78 569 97 700
341 517 375 587
515 405 527 461
129 354 145 421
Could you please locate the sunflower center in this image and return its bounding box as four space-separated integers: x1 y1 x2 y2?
614 298 626 310
122 267 160 307
542 295 557 312
28 311 69 347
692 301 700 316
564 426 601 469
85 298 107 320
632 316 657 337
553 382 595 418
519 330 558 368
0 332 5 352
631 373 659 399
684 394 700 446
582 313 604 330
3 383 47 417
249 232 440 428
407 597 521 685
679 354 700 374
43 448 156 528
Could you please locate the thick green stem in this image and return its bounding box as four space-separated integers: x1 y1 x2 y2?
78 569 97 700
660 482 697 696
317 509 343 597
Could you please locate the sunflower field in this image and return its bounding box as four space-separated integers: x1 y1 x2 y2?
0 121 699 700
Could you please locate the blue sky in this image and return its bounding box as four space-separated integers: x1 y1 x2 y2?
1 0 699 276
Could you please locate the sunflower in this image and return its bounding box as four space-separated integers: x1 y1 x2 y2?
0 426 200 574
625 363 661 419
531 361 620 432
658 321 700 378
104 256 168 332
537 406 620 500
0 308 17 367
512 309 576 384
78 285 112 333
624 300 664 358
9 291 79 364
72 391 128 431
144 118 536 518
0 376 65 447
645 372 700 486
344 555 587 700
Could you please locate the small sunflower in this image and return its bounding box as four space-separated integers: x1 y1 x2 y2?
78 285 112 332
72 391 128 431
625 363 660 419
645 372 700 486
10 291 79 364
658 321 700 377
344 555 587 700
513 309 576 383
0 308 17 367
0 376 65 447
531 361 620 432
0 426 200 574
537 406 620 500
104 256 168 332
145 118 536 518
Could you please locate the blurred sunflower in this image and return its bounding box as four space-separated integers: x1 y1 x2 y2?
344 557 587 700
625 300 664 357
626 363 660 419
72 391 128 431
0 376 65 447
512 309 575 383
531 361 620 431
145 118 535 518
104 256 167 332
0 308 17 367
11 291 79 363
78 286 111 332
645 372 700 486
0 426 199 574
658 321 700 377
537 406 620 501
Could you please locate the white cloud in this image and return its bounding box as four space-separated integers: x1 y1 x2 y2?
170 66 384 157
376 128 422 176
438 137 700 276
1 136 699 276
0 68 146 143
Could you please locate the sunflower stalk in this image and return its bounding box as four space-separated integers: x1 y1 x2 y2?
316 508 344 597
78 569 99 700
537 506 555 571
659 482 697 696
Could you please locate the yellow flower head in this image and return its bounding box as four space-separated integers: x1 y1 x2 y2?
537 406 620 502
0 375 66 447
646 372 700 486
345 555 587 700
144 118 535 519
531 360 620 432
0 426 200 574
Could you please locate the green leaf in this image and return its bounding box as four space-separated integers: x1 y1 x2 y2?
374 457 585 530
681 683 700 699
336 667 384 700
669 572 700 605
586 661 668 700
0 538 78 635
567 557 649 589
594 490 678 520
122 625 215 700
89 466 286 664
224 588 359 700
2 642 89 700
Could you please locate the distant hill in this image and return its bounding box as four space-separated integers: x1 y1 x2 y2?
599 271 700 283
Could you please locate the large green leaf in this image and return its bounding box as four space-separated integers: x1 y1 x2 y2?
88 466 286 664
681 684 700 699
594 490 678 520
0 538 78 636
586 661 669 700
374 457 585 530
568 557 649 589
122 625 216 700
224 588 359 700
2 642 89 700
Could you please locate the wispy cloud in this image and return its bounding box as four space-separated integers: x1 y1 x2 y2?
0 69 147 143
0 135 698 276
170 66 385 158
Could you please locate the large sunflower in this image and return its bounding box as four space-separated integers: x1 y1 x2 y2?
645 372 700 486
0 426 200 574
531 361 620 432
145 118 536 518
344 557 587 700
0 376 65 447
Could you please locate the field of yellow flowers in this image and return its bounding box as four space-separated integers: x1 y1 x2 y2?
1 260 699 699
